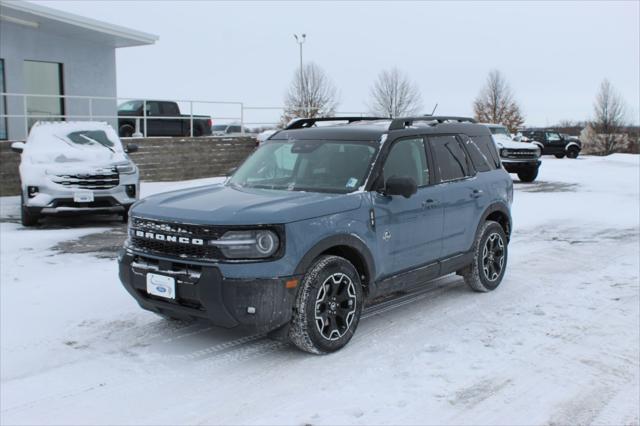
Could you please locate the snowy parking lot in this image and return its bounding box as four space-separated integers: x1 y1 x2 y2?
1 155 638 425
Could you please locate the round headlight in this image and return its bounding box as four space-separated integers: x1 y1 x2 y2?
256 231 278 255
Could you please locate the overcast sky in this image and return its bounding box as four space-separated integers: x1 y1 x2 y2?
35 0 639 126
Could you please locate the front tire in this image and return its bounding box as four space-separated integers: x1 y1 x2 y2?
20 194 39 227
121 205 131 223
517 168 538 182
288 255 363 354
462 221 508 292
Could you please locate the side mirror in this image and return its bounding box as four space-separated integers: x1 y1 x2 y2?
384 176 417 199
11 142 25 153
125 143 139 153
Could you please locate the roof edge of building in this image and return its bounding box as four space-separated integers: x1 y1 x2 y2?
1 1 159 46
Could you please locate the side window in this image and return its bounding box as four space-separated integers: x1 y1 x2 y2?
383 137 429 186
460 135 491 172
546 132 561 142
429 135 473 182
146 102 161 116
161 102 180 116
228 126 241 133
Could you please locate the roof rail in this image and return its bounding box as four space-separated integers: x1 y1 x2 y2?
388 116 476 131
284 116 386 130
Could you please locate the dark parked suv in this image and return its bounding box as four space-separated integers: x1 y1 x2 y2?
518 128 581 158
118 116 513 354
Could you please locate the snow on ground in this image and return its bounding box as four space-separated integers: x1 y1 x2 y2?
0 156 638 425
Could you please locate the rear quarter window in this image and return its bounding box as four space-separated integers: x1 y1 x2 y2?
460 135 491 172
469 135 500 169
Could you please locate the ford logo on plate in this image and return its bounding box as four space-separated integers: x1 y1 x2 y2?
156 286 167 293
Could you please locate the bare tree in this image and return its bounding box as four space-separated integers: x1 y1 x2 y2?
583 79 628 155
473 70 524 132
368 68 422 118
282 62 338 124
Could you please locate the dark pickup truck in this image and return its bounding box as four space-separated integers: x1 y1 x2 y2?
118 100 212 137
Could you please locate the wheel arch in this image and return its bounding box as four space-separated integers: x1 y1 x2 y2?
294 234 375 295
565 142 581 151
477 203 512 243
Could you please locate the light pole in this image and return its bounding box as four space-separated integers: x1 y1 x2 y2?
294 33 306 116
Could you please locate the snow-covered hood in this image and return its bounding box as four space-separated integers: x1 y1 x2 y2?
492 134 538 151
23 121 128 167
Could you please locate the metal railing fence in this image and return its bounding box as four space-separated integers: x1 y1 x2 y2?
0 92 369 140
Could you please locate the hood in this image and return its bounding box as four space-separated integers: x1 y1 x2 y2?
24 121 127 165
131 183 364 225
492 134 538 150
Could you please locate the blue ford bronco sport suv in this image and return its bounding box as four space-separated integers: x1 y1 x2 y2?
118 116 513 354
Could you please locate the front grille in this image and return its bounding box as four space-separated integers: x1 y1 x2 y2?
502 149 538 160
129 217 224 261
51 168 119 190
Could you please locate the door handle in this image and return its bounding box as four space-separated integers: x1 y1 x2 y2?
470 189 484 198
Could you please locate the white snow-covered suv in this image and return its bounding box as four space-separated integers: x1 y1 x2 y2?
11 121 140 226
481 123 542 182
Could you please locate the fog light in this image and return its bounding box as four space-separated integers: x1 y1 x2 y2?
247 306 256 314
27 186 38 198
125 184 136 198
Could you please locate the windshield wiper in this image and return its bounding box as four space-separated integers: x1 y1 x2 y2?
79 134 115 153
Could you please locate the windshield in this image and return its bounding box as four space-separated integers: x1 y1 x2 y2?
118 101 142 112
229 140 378 194
489 126 511 137
211 125 228 131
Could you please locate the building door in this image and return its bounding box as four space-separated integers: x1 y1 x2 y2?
23 60 64 130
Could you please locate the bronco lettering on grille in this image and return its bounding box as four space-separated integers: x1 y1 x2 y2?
134 230 204 246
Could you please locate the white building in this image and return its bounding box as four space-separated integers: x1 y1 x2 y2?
0 1 158 140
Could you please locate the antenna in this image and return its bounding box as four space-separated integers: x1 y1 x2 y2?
430 103 439 116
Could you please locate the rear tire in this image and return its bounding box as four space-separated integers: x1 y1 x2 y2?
462 220 508 292
119 124 134 138
566 147 579 159
288 255 363 354
554 153 565 159
517 168 538 183
20 194 39 227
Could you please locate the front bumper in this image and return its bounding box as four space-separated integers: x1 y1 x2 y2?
118 249 299 332
502 159 541 173
23 173 139 215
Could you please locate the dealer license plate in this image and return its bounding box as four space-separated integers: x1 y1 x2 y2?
146 273 176 299
73 191 94 203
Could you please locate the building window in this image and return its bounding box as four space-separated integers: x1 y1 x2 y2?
0 59 6 140
23 60 64 130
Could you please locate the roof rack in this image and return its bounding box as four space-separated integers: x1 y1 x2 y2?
388 116 476 131
284 116 386 130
